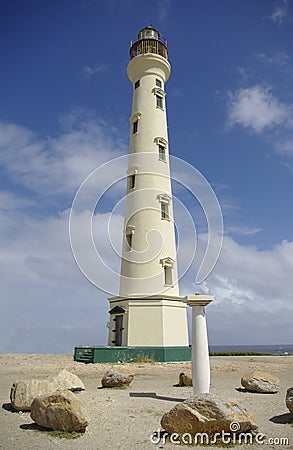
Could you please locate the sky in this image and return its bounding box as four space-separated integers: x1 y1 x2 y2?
0 0 292 353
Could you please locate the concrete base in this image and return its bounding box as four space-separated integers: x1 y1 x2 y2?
108 296 189 347
74 345 191 363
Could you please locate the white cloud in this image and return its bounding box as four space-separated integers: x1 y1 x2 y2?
199 236 293 344
0 194 124 352
269 0 288 26
81 63 107 80
0 114 128 352
226 225 262 236
0 112 127 197
203 237 293 305
0 191 35 212
227 85 290 133
236 66 254 83
255 50 290 68
158 0 171 21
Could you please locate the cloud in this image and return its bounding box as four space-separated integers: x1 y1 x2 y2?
0 114 128 352
269 0 288 26
255 50 293 80
0 195 125 352
236 66 254 83
255 50 290 69
0 112 127 198
158 0 171 22
226 225 262 236
227 85 290 133
276 139 293 155
81 63 107 80
201 237 293 310
0 191 35 212
199 236 293 344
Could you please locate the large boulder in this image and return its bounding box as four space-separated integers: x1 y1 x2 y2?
50 369 85 392
286 387 293 414
241 371 279 393
30 390 88 432
10 370 85 411
161 393 258 435
101 370 134 388
10 378 60 411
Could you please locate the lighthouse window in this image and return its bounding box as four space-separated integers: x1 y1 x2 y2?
133 120 138 134
156 78 162 88
164 266 172 286
158 145 166 161
161 202 169 220
134 79 140 89
128 174 135 190
156 95 163 109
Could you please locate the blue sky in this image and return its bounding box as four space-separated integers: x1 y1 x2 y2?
0 0 292 353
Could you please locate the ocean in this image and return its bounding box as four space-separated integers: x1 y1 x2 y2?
209 344 293 355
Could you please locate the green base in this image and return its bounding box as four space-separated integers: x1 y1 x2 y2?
74 345 191 363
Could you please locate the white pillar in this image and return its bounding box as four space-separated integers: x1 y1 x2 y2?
185 295 214 394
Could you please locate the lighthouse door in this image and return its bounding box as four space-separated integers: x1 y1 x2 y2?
114 315 123 346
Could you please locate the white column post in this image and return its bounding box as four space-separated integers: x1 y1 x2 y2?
185 295 214 395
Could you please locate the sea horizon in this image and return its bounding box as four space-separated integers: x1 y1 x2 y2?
209 344 293 354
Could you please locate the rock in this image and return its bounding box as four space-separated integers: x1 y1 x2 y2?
241 371 279 393
10 378 60 411
161 393 258 435
101 370 134 388
286 387 293 414
50 369 85 392
10 369 85 411
178 372 193 387
30 390 88 432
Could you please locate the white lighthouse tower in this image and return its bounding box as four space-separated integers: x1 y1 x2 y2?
107 26 190 361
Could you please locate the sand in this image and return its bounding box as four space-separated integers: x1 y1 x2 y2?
0 354 292 449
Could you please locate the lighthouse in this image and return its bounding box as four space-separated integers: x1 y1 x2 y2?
106 26 190 361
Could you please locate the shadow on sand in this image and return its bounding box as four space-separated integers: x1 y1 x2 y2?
19 423 45 431
2 402 19 413
129 392 185 402
270 413 293 424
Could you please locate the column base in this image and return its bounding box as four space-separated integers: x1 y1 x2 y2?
74 345 191 363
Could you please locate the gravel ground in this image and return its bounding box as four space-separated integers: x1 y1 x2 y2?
0 354 292 450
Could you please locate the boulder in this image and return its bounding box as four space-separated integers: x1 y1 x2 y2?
241 371 279 393
286 387 293 414
30 390 88 432
178 372 193 387
10 378 60 411
10 369 85 411
51 369 85 392
101 370 134 388
161 393 258 435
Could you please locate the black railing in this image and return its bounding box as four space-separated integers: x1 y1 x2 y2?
130 38 168 60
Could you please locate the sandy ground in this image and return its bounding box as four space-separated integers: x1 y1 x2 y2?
0 354 292 450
